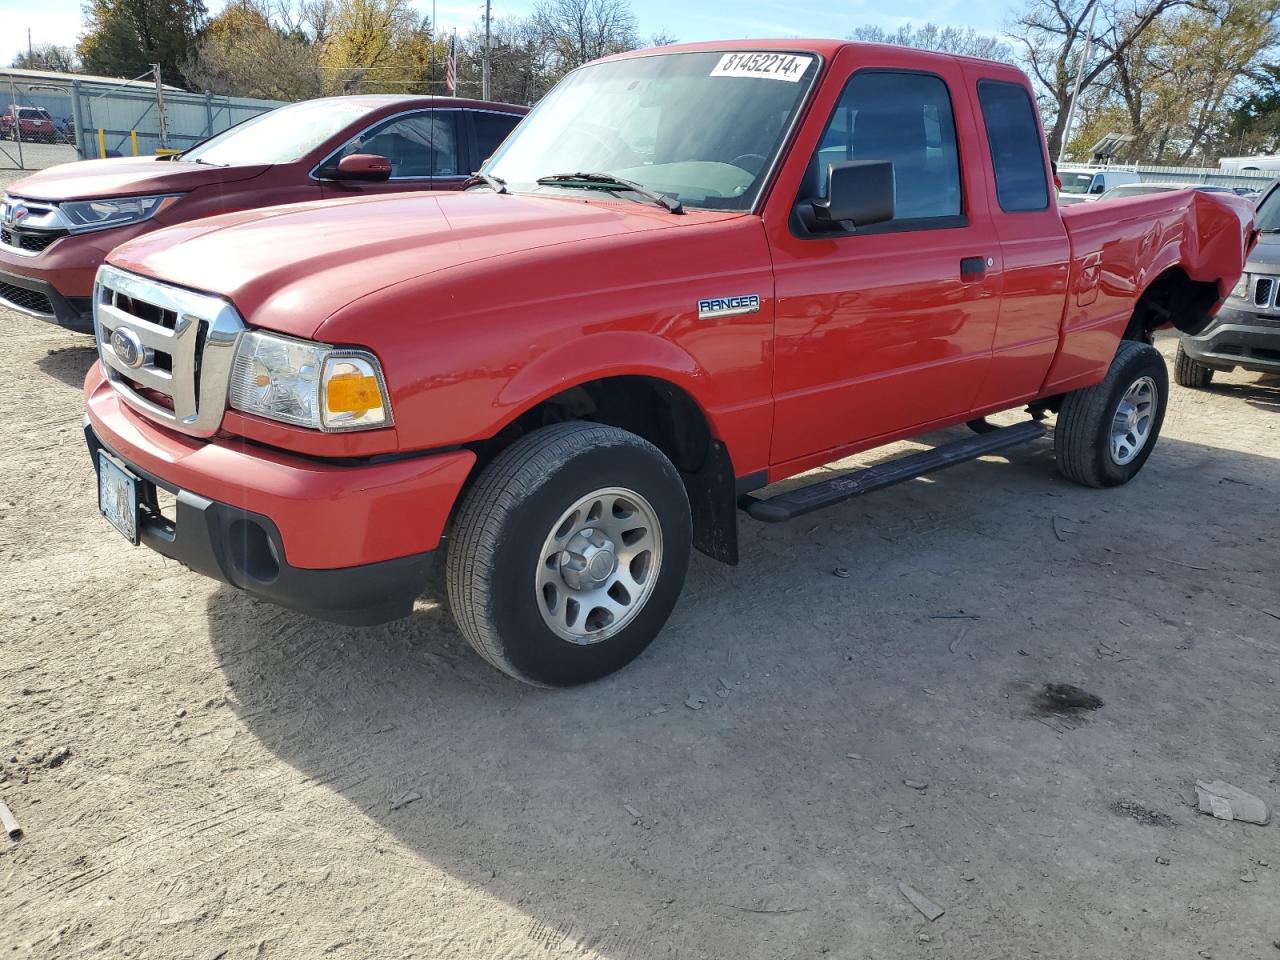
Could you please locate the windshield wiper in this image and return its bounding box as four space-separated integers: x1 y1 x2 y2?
464 171 508 194
536 172 683 214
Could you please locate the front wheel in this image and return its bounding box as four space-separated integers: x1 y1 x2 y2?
446 422 692 686
1173 341 1215 388
1054 340 1169 488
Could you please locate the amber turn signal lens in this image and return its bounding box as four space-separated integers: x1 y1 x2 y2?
326 373 380 414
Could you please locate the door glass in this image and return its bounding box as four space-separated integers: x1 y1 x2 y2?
812 71 962 222
335 111 460 179
473 111 521 166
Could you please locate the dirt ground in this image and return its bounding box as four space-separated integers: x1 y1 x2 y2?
1 287 1278 957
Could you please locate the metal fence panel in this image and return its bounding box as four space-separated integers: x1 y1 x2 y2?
1121 163 1273 191
0 75 78 170
74 85 283 160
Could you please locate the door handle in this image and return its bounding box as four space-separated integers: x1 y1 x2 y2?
960 256 989 279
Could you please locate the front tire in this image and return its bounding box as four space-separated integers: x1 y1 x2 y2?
1173 342 1214 388
1055 340 1169 488
446 422 692 687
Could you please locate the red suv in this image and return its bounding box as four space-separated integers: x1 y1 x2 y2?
0 95 527 331
0 105 58 143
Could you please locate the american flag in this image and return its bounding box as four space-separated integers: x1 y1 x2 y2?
445 31 457 95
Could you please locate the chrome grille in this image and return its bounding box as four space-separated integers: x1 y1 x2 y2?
93 265 244 437
1253 276 1276 308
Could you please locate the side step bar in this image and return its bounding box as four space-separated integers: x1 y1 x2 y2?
741 420 1048 523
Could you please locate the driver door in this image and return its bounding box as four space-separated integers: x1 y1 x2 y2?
320 109 466 196
764 59 1002 467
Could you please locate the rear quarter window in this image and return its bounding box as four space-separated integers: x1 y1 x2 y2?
473 111 521 165
977 80 1050 213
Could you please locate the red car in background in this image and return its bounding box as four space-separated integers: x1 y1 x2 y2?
0 104 59 142
0 95 527 331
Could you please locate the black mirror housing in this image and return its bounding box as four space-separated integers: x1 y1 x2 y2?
801 160 895 232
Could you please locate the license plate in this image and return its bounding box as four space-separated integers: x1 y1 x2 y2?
98 452 140 545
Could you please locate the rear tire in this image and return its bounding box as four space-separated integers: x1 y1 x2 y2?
1174 342 1214 388
1054 340 1168 488
446 422 692 687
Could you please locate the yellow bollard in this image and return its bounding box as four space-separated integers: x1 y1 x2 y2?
130 130 138 156
97 128 106 158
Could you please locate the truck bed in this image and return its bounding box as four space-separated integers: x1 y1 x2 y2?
1047 189 1256 395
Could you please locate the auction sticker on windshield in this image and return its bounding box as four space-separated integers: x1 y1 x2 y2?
710 53 813 83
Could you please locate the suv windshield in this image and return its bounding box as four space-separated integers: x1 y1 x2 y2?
1257 184 1280 231
183 99 373 166
485 50 819 211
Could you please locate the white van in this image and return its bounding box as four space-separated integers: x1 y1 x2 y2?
1057 167 1143 205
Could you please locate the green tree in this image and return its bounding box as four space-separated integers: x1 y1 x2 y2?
79 0 208 87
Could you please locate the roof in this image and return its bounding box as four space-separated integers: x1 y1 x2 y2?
0 66 182 91
605 38 1019 70
282 94 527 112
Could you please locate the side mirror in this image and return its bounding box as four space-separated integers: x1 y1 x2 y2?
1090 181 1105 194
328 153 393 182
799 160 895 232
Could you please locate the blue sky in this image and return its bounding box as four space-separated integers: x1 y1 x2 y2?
1 0 1008 60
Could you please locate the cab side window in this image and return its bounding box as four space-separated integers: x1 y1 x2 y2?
338 110 461 178
811 71 962 224
977 80 1050 212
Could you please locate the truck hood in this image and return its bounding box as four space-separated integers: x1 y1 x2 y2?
6 157 269 202
107 191 736 339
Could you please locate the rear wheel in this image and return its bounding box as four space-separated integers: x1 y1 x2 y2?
1173 341 1214 388
1055 340 1168 488
446 422 692 686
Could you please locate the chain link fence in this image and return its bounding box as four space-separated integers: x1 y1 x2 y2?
0 69 283 173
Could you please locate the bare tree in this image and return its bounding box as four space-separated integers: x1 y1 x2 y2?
1007 0 1192 156
848 22 1013 61
11 43 82 72
533 0 639 74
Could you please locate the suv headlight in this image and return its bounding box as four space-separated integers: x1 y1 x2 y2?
229 330 393 432
1231 273 1250 300
60 194 181 233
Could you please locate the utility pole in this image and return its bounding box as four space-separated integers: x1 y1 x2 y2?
1058 0 1099 165
482 0 492 100
27 28 32 62
153 64 169 151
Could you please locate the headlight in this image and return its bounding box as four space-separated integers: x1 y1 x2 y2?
229 330 392 432
59 194 181 233
1231 273 1250 300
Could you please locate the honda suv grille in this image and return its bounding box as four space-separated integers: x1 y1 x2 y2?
93 265 245 438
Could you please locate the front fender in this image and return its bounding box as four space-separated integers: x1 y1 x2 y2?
495 330 711 430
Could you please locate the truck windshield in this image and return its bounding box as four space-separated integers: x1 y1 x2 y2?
484 50 819 211
182 99 373 166
1058 172 1097 195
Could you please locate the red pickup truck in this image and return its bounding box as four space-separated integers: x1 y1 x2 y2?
1 96 525 331
83 41 1254 686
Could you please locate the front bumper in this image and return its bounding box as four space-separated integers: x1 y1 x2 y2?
85 364 476 625
0 267 93 331
1181 303 1280 375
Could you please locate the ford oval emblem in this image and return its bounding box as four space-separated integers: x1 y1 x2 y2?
110 327 145 369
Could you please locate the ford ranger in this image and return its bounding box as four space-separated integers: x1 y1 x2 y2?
82 41 1254 686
